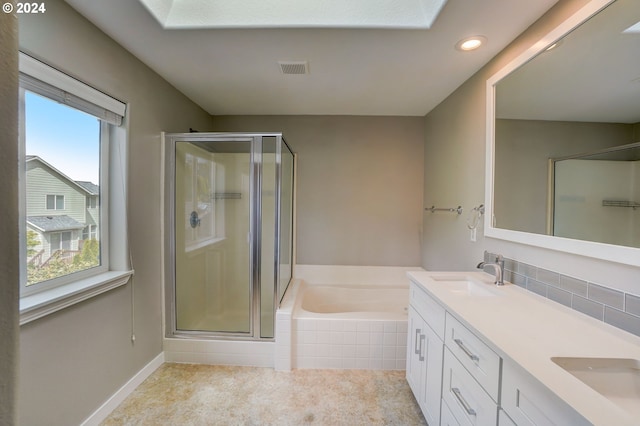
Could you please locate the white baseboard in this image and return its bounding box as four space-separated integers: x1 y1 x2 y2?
81 352 165 426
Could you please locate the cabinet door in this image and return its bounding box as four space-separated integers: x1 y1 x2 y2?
406 306 425 397
406 306 444 426
499 409 517 426
421 317 444 425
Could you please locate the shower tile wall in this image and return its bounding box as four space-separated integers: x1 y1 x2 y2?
275 310 292 371
485 251 640 338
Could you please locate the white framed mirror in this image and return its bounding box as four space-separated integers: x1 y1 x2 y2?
485 0 640 266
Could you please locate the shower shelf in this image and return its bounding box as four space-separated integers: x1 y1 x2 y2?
602 200 640 209
212 192 242 200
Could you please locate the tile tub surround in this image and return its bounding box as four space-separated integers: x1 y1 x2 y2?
293 317 408 370
484 251 640 338
275 265 422 371
101 363 427 426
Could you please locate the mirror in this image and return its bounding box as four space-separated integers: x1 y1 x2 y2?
551 142 640 247
485 0 640 266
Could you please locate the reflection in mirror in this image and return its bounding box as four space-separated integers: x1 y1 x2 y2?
551 142 640 248
492 0 640 250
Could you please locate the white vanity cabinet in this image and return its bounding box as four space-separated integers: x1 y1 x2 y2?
440 400 461 426
501 358 589 426
442 313 501 426
445 313 501 400
407 271 640 425
406 282 445 425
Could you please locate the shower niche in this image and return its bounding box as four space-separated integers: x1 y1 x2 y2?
164 133 294 340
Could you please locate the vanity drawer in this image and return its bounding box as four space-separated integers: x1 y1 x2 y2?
440 399 461 426
445 312 501 401
442 347 498 426
410 281 446 340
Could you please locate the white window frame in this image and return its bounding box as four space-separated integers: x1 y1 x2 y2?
49 231 73 252
180 146 226 253
18 52 133 325
87 196 98 209
46 194 65 210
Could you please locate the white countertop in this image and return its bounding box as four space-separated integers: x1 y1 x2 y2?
407 270 640 426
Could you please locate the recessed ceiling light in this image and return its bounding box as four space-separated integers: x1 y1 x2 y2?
545 40 562 51
455 36 487 52
623 21 640 33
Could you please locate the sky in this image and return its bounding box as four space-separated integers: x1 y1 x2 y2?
25 91 100 184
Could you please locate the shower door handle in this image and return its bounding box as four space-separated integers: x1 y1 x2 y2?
189 211 201 228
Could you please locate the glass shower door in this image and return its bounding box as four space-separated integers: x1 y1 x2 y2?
174 139 252 334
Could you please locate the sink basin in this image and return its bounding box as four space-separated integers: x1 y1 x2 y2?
429 275 498 297
551 357 640 416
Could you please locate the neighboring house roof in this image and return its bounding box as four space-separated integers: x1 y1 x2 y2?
75 181 99 195
26 156 99 195
27 215 86 232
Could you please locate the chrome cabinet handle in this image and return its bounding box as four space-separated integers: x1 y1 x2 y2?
452 387 477 416
414 329 421 355
454 338 479 361
419 334 426 361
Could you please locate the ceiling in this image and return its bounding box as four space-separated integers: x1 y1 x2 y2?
65 0 559 116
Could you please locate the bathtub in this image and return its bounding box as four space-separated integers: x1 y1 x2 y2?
284 274 413 370
297 283 409 320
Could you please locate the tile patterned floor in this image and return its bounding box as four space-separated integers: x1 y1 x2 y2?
101 363 426 425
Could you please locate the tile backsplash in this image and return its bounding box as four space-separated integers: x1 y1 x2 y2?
484 251 640 338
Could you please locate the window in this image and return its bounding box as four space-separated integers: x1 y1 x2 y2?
19 52 132 324
46 194 65 210
24 90 101 286
177 144 226 252
50 231 72 251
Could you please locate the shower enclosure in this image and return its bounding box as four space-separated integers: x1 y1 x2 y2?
164 133 294 340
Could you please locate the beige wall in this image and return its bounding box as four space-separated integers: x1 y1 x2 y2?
0 8 19 426
17 1 213 424
424 0 640 293
213 115 425 266
422 70 488 270
422 0 593 271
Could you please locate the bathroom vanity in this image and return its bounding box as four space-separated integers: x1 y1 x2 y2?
406 270 640 426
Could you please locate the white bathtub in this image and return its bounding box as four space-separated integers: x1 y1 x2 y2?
289 279 411 370
274 265 424 371
297 283 409 320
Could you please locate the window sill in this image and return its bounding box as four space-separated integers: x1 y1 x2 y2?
19 270 133 325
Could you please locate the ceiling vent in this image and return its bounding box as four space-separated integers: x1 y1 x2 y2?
278 61 309 75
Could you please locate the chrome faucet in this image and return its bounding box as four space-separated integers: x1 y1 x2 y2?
477 254 505 286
